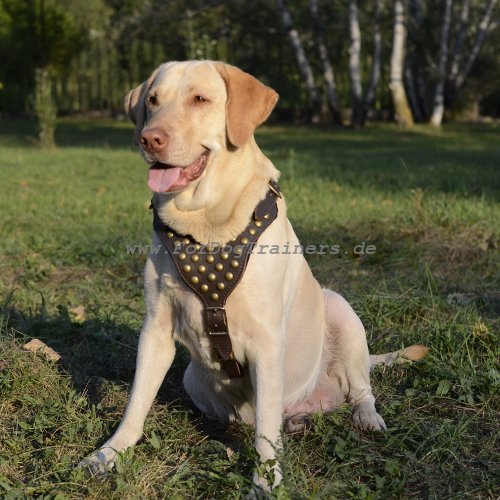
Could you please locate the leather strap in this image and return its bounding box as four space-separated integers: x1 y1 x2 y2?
152 181 281 378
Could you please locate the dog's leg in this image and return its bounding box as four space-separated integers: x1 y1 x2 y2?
183 360 236 421
323 290 386 431
80 312 175 473
247 339 285 490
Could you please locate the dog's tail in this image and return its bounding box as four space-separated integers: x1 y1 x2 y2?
369 344 429 371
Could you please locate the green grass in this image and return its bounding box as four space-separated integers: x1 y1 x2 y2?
0 118 498 498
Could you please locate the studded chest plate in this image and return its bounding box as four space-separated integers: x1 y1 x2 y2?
151 181 281 378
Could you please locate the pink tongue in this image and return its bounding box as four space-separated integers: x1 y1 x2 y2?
148 167 182 193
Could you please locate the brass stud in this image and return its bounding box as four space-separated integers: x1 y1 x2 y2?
166 231 174 238
215 263 224 271
241 237 249 245
206 255 215 263
174 240 182 246
198 265 206 273
217 282 225 290
249 228 256 235
210 292 219 301
255 221 263 228
225 272 234 281
264 213 270 220
221 252 229 260
200 284 209 293
182 264 192 273
190 276 199 284
208 273 216 282
178 252 187 261
183 238 190 245
194 244 201 250
191 254 200 262
230 260 239 268
235 246 243 255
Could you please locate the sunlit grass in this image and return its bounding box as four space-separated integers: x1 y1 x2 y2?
0 118 498 497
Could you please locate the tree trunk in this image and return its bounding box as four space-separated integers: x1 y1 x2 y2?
404 65 424 122
363 0 384 124
453 0 498 91
389 0 414 127
429 0 453 127
34 67 56 148
276 0 322 121
348 0 364 127
448 0 470 85
408 0 429 119
309 0 342 124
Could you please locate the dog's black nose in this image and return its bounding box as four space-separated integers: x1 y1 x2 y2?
141 128 168 153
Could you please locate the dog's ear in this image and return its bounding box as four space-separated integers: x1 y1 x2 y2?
215 63 279 148
124 68 160 144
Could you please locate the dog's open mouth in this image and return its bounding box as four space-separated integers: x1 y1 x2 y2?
147 151 210 193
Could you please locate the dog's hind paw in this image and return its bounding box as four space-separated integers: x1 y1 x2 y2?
353 405 386 431
284 412 312 434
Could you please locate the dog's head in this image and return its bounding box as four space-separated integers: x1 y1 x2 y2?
124 61 278 194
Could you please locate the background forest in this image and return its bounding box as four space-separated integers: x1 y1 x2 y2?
1 0 499 129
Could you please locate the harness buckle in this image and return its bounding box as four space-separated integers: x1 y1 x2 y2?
205 307 229 336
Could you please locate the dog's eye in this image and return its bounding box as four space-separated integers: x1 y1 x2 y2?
148 95 158 106
193 95 207 104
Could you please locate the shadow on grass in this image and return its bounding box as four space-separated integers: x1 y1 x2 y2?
2 301 237 444
292 221 500 319
0 118 134 150
3 301 178 397
1 119 499 198
262 129 500 198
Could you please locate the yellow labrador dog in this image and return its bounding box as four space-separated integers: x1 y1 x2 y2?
82 60 427 489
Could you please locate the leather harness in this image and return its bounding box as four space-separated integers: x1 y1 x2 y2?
151 181 281 379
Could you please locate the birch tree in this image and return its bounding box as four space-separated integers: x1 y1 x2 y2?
389 0 414 127
404 66 424 121
406 0 429 120
363 0 384 123
429 0 453 126
348 0 364 127
451 0 498 93
448 0 470 87
348 0 385 127
276 0 322 121
309 0 342 124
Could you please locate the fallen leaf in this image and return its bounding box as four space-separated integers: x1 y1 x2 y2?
69 305 86 323
23 339 61 362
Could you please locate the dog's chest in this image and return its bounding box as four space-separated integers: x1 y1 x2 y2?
147 248 256 377
161 270 215 360
150 184 281 378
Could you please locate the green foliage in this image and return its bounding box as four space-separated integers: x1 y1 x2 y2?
0 0 84 113
0 119 498 497
1 0 499 121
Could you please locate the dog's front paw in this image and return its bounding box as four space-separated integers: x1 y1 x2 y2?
252 459 282 493
252 470 272 493
77 447 117 476
353 404 387 431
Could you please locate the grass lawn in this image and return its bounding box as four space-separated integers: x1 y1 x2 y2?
0 118 498 498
